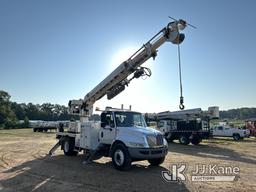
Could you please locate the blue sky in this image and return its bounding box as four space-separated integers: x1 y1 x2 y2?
0 0 255 113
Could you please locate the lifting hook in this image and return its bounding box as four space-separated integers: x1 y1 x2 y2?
179 96 185 110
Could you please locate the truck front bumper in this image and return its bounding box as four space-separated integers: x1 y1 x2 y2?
128 146 168 160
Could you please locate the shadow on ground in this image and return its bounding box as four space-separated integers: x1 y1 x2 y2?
1 155 189 192
168 140 256 165
210 137 256 143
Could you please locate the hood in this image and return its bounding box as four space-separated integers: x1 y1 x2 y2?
118 126 162 136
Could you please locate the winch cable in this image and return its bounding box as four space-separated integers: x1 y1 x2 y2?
177 31 185 110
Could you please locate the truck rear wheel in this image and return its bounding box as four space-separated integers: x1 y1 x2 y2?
62 137 78 156
191 137 201 145
112 143 131 171
179 136 190 145
233 134 240 141
148 157 165 166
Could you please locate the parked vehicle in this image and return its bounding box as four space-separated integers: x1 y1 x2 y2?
211 125 250 141
148 107 219 145
157 119 211 145
50 108 168 170
31 121 68 132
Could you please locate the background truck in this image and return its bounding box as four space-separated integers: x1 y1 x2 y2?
49 19 189 170
31 121 68 132
157 119 210 145
146 107 219 145
212 125 250 141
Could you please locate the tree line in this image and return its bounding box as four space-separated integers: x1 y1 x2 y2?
0 90 76 128
0 90 255 128
219 108 256 120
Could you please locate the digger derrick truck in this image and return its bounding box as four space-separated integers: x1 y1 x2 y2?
49 20 188 170
147 107 219 145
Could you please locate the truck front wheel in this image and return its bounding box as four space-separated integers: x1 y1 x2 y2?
112 143 131 170
148 157 165 166
179 136 190 145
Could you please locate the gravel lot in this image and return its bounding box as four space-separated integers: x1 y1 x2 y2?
0 129 255 192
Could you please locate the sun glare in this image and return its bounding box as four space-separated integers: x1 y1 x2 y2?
95 45 157 113
110 46 139 70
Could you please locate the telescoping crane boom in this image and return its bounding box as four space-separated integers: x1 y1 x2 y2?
68 20 187 118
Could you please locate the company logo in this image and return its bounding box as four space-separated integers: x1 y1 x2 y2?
162 163 240 182
162 163 187 182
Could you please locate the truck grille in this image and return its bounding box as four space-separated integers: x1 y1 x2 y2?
147 134 163 147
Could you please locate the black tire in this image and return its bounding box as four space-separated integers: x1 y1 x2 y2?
62 137 78 156
33 128 37 132
191 137 202 145
233 134 240 141
112 143 131 170
148 157 165 166
179 135 190 145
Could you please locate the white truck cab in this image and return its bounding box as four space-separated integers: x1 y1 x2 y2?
53 108 168 170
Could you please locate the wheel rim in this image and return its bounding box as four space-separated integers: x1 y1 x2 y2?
114 149 124 166
64 141 69 152
180 137 186 143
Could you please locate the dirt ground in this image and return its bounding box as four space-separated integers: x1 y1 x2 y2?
0 129 255 192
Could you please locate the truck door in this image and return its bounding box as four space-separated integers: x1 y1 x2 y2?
224 127 231 136
100 112 116 144
215 126 224 136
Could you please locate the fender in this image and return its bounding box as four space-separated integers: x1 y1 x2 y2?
109 140 126 157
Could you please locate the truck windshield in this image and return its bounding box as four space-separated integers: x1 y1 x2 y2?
114 112 147 127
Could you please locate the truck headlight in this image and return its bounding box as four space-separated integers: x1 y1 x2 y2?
146 135 157 147
128 142 145 148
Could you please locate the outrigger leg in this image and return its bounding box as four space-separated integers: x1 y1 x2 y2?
48 137 64 156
